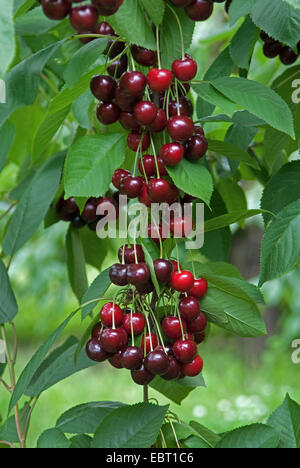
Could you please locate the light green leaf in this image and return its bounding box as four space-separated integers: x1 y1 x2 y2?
0 0 15 77
140 0 165 25
268 394 300 448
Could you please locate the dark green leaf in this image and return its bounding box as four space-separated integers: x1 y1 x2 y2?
81 268 111 319
37 428 70 448
69 434 92 448
150 374 205 405
0 259 18 324
268 394 300 448
216 423 280 448
66 226 88 302
0 0 15 77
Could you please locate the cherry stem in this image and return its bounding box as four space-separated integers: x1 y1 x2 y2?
175 241 181 273
150 135 160 178
166 4 185 60
175 304 185 341
144 313 153 352
130 308 135 346
156 26 162 69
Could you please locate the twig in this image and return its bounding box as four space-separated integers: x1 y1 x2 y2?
0 378 11 393
0 440 17 448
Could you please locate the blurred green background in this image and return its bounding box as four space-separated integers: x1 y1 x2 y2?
1 3 300 448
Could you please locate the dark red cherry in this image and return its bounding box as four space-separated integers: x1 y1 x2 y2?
138 155 156 177
41 0 71 20
119 175 143 198
123 312 146 335
147 223 167 245
118 244 145 264
107 54 128 78
173 339 197 363
182 355 203 377
92 0 120 15
280 46 298 65
160 142 184 166
170 0 194 6
131 363 154 385
194 331 206 344
100 302 123 327
120 71 147 98
121 346 144 370
136 280 155 294
113 88 137 112
96 102 120 125
170 270 194 293
168 96 193 118
91 322 102 339
131 45 157 66
162 356 181 380
170 216 193 238
147 68 173 93
100 327 127 353
162 316 187 340
96 20 115 36
112 168 130 189
109 263 128 286
108 348 125 369
186 312 207 333
147 178 171 202
127 263 150 286
167 115 194 141
189 278 208 298
185 0 214 21
172 55 198 82
108 40 126 59
144 350 170 375
127 131 150 152
134 101 157 126
170 260 181 273
141 333 158 354
96 196 117 221
119 112 139 130
157 156 168 176
71 215 86 229
263 40 282 59
179 296 200 321
154 259 173 283
81 198 97 223
90 75 116 102
165 183 179 204
69 5 98 32
148 108 167 133
138 184 152 207
86 338 108 362
194 125 205 136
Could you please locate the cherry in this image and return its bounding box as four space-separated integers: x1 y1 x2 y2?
96 102 120 125
131 363 154 385
185 135 207 161
225 0 232 13
168 96 193 118
162 316 187 340
56 196 78 221
119 175 143 198
194 331 206 344
170 260 181 273
170 270 194 293
107 55 128 78
100 302 123 327
189 278 208 298
69 5 98 32
91 322 102 339
186 311 207 333
41 0 71 20
185 0 214 21
165 183 179 204
148 109 167 133
71 215 86 229
96 21 115 36
127 263 150 286
90 75 116 102
167 115 194 141
108 349 125 369
154 259 173 283
182 355 203 377
112 168 130 189
147 223 167 245
179 296 200 321
280 46 298 65
170 0 194 6
120 71 147 98
100 327 127 353
118 244 145 264
144 350 170 375
136 280 155 294
263 40 282 59
173 339 197 363
121 346 144 370
96 197 117 220
141 333 158 354
134 101 157 126
113 88 137 112
162 356 181 380
92 0 121 15
138 184 152 207
86 338 109 362
138 155 156 177
164 342 174 356
170 216 193 237
147 178 171 202
131 45 157 67
172 55 197 82
147 68 173 93
127 131 150 152
81 198 97 223
160 142 184 166
194 125 205 136
123 312 146 335
157 156 168 176
109 263 128 286
119 112 139 130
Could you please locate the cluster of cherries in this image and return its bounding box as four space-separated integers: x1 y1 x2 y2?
260 31 300 66
40 0 124 23
86 244 208 384
170 0 230 22
56 193 118 231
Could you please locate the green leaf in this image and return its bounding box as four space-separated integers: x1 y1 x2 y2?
259 199 300 285
3 152 65 256
208 139 259 169
92 403 168 448
216 423 280 448
0 121 15 173
56 401 126 434
25 337 98 397
64 38 108 87
0 404 30 443
188 421 221 448
204 209 265 232
66 227 88 302
268 394 300 448
15 6 60 36
64 134 125 198
81 268 111 319
193 83 236 116
109 0 156 50
150 375 205 405
228 0 256 25
218 179 247 215
0 41 63 128
166 159 213 206
204 46 234 81
140 0 165 25
0 260 18 324
80 229 111 271
72 90 94 130
160 6 195 68
261 161 300 225
8 310 78 414
229 16 257 70
211 77 295 138
37 428 70 448
69 434 92 448
0 1 15 77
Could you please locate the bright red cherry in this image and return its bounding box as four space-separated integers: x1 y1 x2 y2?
86 338 109 362
185 0 214 21
189 278 208 298
141 333 158 353
167 115 194 141
119 175 143 198
127 131 150 152
42 0 71 20
112 168 130 189
123 312 146 335
100 327 127 353
154 259 173 283
127 263 150 286
148 109 167 133
170 270 194 292
179 297 200 320
144 350 170 375
185 135 207 160
186 312 207 333
162 316 187 340
96 102 120 125
131 363 154 385
118 244 145 264
131 45 157 66
120 71 147 98
69 5 99 32
134 101 157 126
90 75 116 102
172 55 198 82
100 302 123 327
109 263 128 286
160 142 184 166
147 68 173 92
138 155 156 177
182 355 203 377
173 339 197 363
121 346 144 370
147 178 171 202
